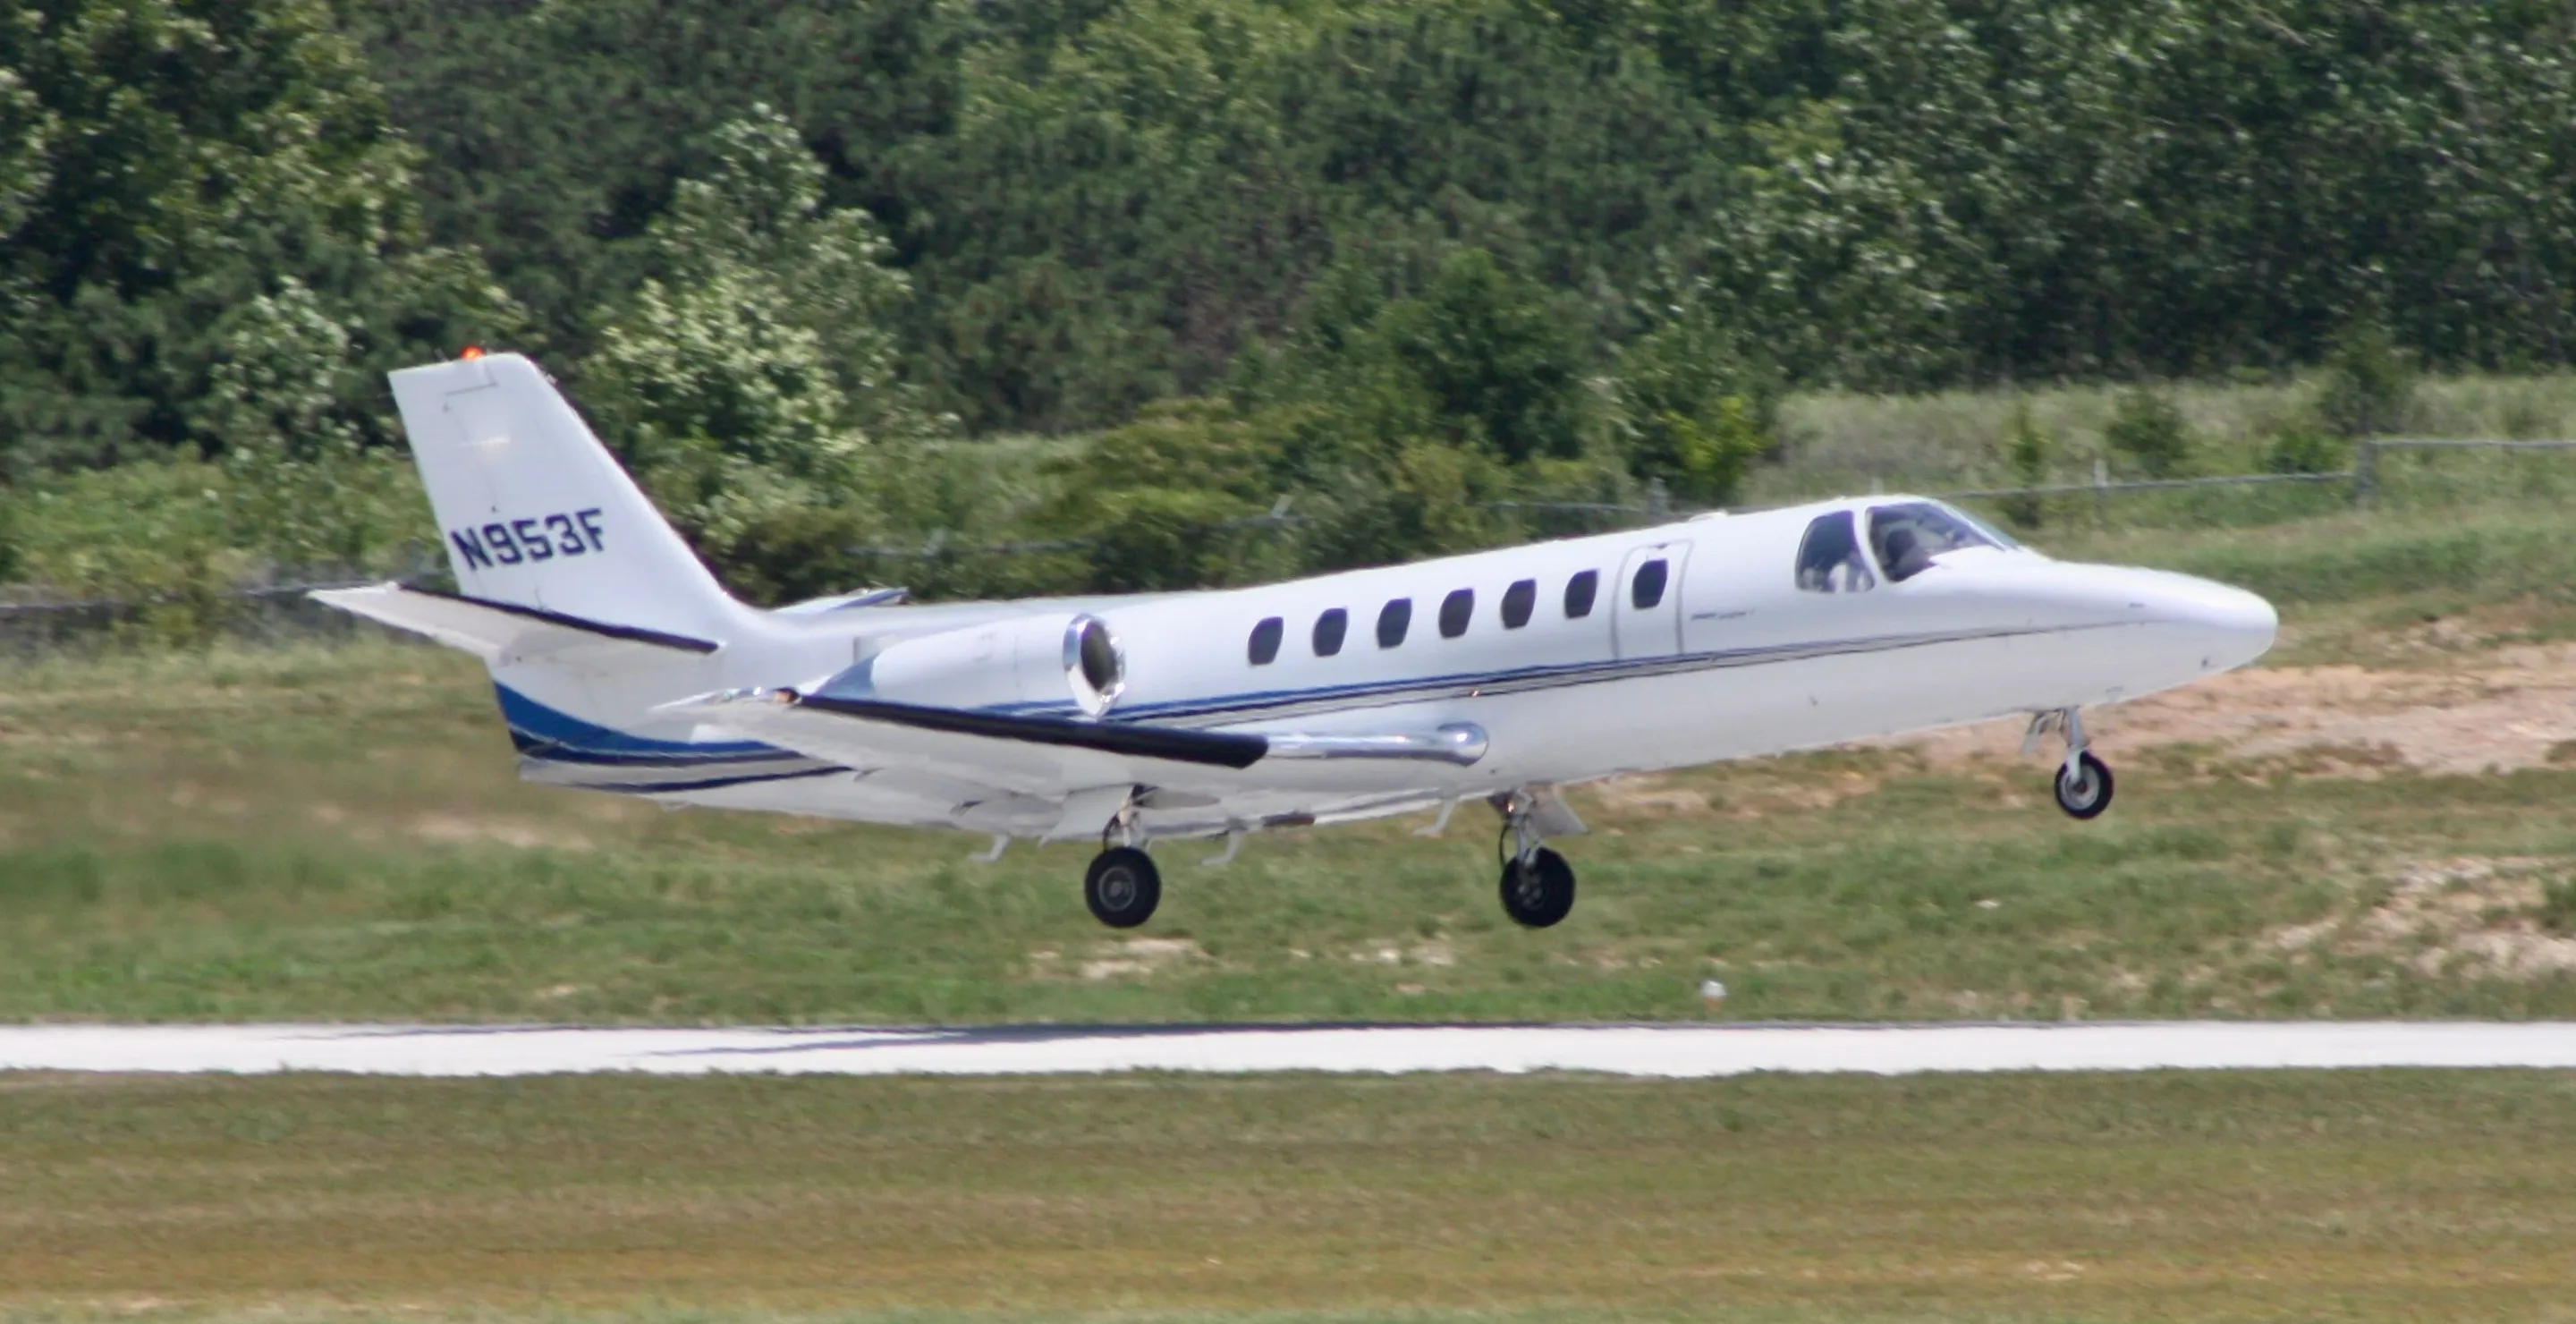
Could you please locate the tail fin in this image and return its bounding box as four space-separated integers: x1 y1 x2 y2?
390 352 749 643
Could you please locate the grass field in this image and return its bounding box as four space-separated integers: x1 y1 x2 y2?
1762 370 2576 497
5 498 2576 1023
4 1069 2575 1321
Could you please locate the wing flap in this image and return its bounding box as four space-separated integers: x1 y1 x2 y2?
667 690 1199 797
668 690 1487 799
795 693 1268 768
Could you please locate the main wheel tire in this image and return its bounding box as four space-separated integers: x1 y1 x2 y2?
1498 846 1577 928
2054 751 2114 819
1084 846 1162 928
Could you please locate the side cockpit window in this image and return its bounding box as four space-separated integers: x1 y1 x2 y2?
1795 511 1877 593
1867 502 2004 582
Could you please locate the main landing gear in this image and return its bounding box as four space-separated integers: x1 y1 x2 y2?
1081 798 1163 928
1083 845 1162 928
1496 794 1576 928
2028 708 2114 820
1059 790 1588 931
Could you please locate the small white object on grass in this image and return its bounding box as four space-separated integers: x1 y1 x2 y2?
1699 980 1728 1006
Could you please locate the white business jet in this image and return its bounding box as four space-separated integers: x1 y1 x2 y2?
318 353 2276 929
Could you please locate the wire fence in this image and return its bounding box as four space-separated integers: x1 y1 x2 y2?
0 561 442 653
2 437 2565 647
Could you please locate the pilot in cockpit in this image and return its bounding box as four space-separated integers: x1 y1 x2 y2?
1798 501 2017 594
1866 501 2013 583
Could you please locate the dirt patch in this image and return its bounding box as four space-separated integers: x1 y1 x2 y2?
409 815 594 851
2269 857 2576 980
1591 768 1882 819
1028 937 1208 981
1345 939 1457 968
1891 642 2576 777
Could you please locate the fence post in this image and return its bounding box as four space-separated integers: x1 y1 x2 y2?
2092 458 2108 524
2352 443 2378 505
1646 479 1670 522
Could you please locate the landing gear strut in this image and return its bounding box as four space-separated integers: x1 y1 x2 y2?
1083 798 1162 928
1496 794 1577 927
2029 708 2114 819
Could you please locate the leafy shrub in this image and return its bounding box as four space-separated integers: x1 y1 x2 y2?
2104 388 2193 479
2000 402 2053 528
2316 321 2419 439
1030 402 1287 592
3 463 243 645
2263 424 2351 475
2542 878 2576 936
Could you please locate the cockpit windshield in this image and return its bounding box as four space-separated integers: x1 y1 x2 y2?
1867 502 2011 582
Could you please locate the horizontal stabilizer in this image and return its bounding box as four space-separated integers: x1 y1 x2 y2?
312 583 720 665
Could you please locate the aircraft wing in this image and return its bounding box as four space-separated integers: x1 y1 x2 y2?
666 688 1488 802
313 583 718 666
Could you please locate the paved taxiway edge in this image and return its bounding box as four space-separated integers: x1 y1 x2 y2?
4 1022 2576 1077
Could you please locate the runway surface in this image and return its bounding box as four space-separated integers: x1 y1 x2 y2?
4 1021 2576 1077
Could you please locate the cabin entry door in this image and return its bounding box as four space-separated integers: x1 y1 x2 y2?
1612 540 1690 660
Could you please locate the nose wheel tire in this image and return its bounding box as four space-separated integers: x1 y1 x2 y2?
2054 751 2114 819
1498 847 1577 928
1084 846 1162 928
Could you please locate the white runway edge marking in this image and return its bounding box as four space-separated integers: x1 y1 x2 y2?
5 1023 2576 1078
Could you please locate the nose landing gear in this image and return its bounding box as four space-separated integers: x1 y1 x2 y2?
2055 751 2114 819
2028 709 2115 819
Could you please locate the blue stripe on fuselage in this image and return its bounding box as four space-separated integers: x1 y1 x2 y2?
495 683 781 765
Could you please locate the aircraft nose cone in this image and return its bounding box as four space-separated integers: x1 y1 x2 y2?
2176 578 2277 672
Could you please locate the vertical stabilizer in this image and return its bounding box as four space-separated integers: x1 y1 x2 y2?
389 353 749 644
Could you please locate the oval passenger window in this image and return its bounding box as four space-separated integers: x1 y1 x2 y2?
1248 616 1284 666
1377 598 1412 648
1631 558 1668 609
1312 607 1348 657
1438 589 1474 638
1563 570 1599 619
1501 579 1537 629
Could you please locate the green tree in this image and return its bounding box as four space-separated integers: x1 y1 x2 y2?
345 0 970 370
1614 299 1775 503
1376 248 1589 465
1255 246 1594 469
0 0 516 474
199 277 423 572
0 47 51 248
580 106 945 598
1699 98 1982 390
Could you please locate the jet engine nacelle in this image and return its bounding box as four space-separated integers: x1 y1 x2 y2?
860 613 1126 717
